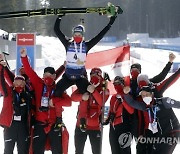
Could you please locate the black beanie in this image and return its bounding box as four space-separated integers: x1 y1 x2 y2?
44 67 55 74
139 86 153 94
113 76 124 85
130 63 141 73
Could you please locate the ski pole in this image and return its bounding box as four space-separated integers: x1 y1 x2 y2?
100 72 111 154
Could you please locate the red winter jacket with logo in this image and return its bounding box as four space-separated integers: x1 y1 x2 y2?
71 88 110 130
21 56 72 132
0 65 32 128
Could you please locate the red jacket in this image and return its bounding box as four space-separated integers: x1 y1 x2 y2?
0 65 32 128
21 56 72 132
71 88 110 130
0 65 14 127
108 93 134 126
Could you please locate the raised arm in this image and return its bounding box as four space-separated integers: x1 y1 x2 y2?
54 16 69 48
150 53 175 83
155 68 180 96
20 48 41 86
86 16 117 51
0 65 10 97
0 54 14 86
55 61 65 80
3 66 15 87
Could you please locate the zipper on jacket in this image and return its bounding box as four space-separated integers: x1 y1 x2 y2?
157 120 162 135
170 119 174 130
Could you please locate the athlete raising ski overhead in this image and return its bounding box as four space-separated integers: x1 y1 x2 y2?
53 6 118 97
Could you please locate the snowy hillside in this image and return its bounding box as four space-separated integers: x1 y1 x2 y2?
0 34 179 154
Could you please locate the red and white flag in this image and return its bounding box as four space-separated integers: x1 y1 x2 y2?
85 45 130 94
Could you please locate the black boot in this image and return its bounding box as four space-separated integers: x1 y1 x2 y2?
80 118 86 132
54 117 64 132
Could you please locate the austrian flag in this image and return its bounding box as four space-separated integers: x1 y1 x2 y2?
86 45 130 94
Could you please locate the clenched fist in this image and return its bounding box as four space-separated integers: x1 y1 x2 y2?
169 53 176 63
20 48 27 57
123 86 131 94
87 84 95 93
0 61 7 67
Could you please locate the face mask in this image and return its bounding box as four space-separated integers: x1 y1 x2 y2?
44 77 54 86
73 36 83 43
114 85 124 93
138 80 148 88
14 87 24 93
131 70 140 80
90 76 101 87
143 96 152 105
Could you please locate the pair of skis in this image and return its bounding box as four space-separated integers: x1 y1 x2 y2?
0 3 123 19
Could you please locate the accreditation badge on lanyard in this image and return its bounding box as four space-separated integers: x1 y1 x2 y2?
148 107 158 134
13 93 22 121
41 96 49 107
41 86 54 107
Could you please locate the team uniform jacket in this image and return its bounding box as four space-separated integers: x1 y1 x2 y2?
0 65 32 128
107 92 134 127
71 88 110 130
21 56 72 131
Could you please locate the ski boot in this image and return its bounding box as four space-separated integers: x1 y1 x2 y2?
80 118 86 132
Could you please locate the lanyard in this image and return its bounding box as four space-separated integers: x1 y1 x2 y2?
42 85 54 98
148 106 157 123
16 93 20 102
74 41 83 55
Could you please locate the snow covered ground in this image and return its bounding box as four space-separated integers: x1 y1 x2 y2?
0 35 179 153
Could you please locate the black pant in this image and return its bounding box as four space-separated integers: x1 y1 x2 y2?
33 123 62 154
137 131 178 154
136 130 154 154
3 121 29 154
151 142 177 154
109 124 131 154
74 127 101 154
54 74 89 97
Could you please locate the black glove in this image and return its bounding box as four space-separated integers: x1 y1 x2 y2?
109 113 116 122
109 15 117 26
100 113 111 126
116 94 123 104
102 119 110 125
